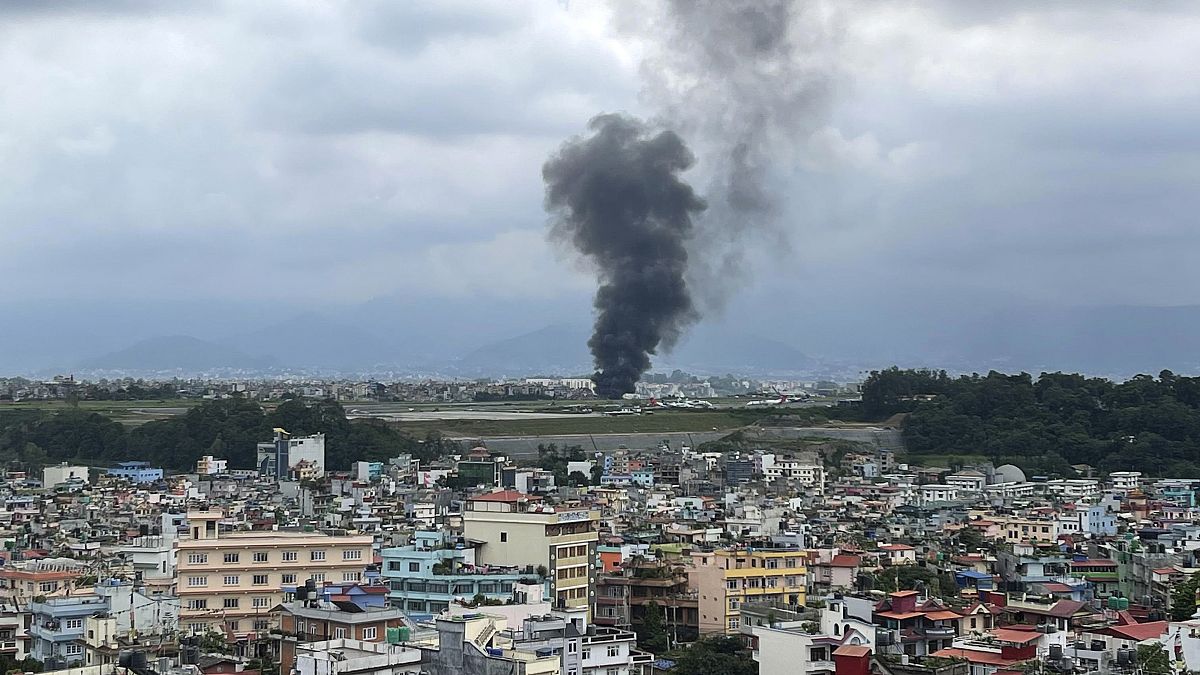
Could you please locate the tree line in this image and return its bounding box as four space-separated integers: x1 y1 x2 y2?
862 367 1200 477
0 397 458 473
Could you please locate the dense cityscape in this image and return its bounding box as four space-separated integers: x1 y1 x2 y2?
4 1 1196 675
0 370 1197 675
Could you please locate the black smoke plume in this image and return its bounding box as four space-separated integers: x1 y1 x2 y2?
625 0 838 306
543 113 705 398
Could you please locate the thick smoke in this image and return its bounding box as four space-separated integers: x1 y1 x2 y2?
543 113 706 398
545 1 837 396
629 0 838 306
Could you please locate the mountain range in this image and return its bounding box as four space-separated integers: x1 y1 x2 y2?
7 297 1200 379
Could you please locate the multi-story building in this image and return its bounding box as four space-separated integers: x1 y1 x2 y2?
461 491 599 616
274 597 410 674
380 530 536 615
105 461 164 483
990 515 1060 544
945 471 987 492
42 463 89 488
0 563 84 605
765 459 825 495
500 609 655 675
195 455 229 475
1044 479 1100 501
595 559 698 643
692 545 807 636
28 595 109 667
0 603 30 662
918 484 961 505
257 429 326 479
1109 471 1142 492
176 510 372 639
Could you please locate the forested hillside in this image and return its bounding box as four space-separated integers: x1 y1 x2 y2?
0 397 456 472
863 367 1200 477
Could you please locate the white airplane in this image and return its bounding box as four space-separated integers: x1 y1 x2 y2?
604 406 642 416
746 393 794 407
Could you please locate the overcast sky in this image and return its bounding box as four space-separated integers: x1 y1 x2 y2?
3 1 1200 367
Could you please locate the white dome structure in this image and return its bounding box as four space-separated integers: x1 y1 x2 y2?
992 463 1027 484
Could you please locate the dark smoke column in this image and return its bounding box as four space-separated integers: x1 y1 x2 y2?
543 113 706 398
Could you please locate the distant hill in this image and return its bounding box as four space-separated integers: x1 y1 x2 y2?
456 322 815 376
77 335 276 373
221 313 405 370
456 324 591 375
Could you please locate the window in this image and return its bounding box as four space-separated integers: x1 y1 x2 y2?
785 558 797 568
606 669 619 675
39 582 56 592
311 551 326 561
334 627 347 639
253 552 269 563
226 621 239 631
253 597 269 608
189 623 206 634
65 644 83 656
568 643 578 654
362 627 377 640
187 599 208 610
606 645 619 657
188 554 208 565
312 573 325 582
726 580 738 590
500 532 508 543
224 553 240 564
409 562 420 572
188 576 208 587
283 551 298 562
224 598 239 609
582 648 591 660
223 575 240 585
253 574 269 586
729 618 740 630
281 574 297 584
253 620 269 631
343 549 362 560
343 572 360 582
64 618 83 630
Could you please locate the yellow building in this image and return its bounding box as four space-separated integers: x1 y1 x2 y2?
461 491 598 616
692 548 807 635
176 511 372 639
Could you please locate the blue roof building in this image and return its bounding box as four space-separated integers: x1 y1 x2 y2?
28 596 110 666
106 461 164 484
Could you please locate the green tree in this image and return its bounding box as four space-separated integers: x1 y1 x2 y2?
1171 572 1200 621
1137 643 1172 675
668 637 756 675
637 601 669 654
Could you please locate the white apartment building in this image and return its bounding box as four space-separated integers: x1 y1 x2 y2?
195 455 228 475
985 481 1037 499
945 471 987 492
764 459 825 495
1044 479 1100 501
1109 471 1142 492
919 484 961 504
43 463 90 488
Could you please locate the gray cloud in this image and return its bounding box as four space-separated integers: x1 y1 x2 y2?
1 1 1199 373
